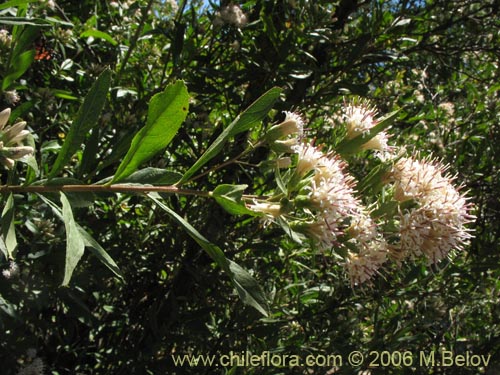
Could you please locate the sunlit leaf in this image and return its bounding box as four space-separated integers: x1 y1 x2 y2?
178 87 281 184
111 81 190 183
49 69 111 179
0 194 17 260
61 192 85 286
80 29 118 45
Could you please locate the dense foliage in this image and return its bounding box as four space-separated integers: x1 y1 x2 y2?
0 0 498 374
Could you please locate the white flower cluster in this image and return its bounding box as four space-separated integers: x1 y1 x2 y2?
249 100 474 286
342 99 390 153
2 261 19 279
294 143 361 248
17 358 45 375
17 349 45 375
293 143 389 285
390 156 474 263
0 29 12 47
214 4 248 28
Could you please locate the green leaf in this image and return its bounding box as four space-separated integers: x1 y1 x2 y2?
177 87 282 184
1 194 17 259
1 49 35 90
228 260 270 317
60 192 86 286
0 237 8 261
48 69 111 179
148 193 269 316
52 89 78 100
358 162 392 194
0 0 39 11
0 293 17 319
0 16 53 26
111 81 190 183
38 194 123 280
119 167 183 185
80 29 118 46
335 109 400 155
212 184 256 216
148 193 229 270
77 227 124 280
77 128 101 179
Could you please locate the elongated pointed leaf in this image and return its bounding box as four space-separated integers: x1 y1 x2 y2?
61 193 85 286
148 193 269 316
178 87 281 184
111 81 190 183
148 193 229 269
48 69 111 179
38 194 123 279
228 260 269 316
77 228 124 280
0 1 39 11
119 167 182 185
1 194 17 259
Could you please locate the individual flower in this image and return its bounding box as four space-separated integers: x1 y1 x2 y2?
247 201 281 219
292 143 326 177
0 108 35 168
341 99 391 152
346 241 387 285
214 4 248 28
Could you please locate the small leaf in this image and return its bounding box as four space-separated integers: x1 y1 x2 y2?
1 194 17 259
212 184 256 216
60 193 86 286
49 69 111 178
358 162 392 194
148 193 269 316
80 29 118 45
178 87 282 184
111 81 190 183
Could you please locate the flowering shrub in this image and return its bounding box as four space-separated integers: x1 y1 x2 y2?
0 1 497 374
